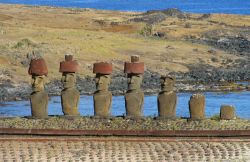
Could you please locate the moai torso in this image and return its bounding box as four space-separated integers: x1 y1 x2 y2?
59 55 80 116
30 91 48 118
93 72 112 118
28 58 49 118
94 90 112 117
61 88 80 116
220 105 235 120
124 55 144 118
157 75 177 119
125 90 144 117
189 93 205 120
157 91 177 119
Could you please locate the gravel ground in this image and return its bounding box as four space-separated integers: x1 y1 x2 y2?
1 117 250 130
0 136 250 161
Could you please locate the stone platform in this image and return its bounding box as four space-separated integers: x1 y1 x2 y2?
0 136 250 161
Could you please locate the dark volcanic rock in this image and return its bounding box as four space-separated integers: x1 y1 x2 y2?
147 8 186 18
181 64 250 83
207 36 250 56
191 30 250 56
131 8 187 25
44 71 161 96
132 13 167 24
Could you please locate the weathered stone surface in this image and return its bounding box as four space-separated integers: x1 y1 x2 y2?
124 56 145 117
29 57 49 119
157 75 177 119
94 73 112 117
93 62 112 74
124 55 144 74
61 88 80 116
131 55 140 63
158 91 177 119
28 58 48 76
61 73 80 116
30 75 48 118
60 55 80 116
59 54 79 73
125 90 144 117
220 105 236 120
189 93 205 120
30 91 48 118
160 75 176 92
94 91 112 117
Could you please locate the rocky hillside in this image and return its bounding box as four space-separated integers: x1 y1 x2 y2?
0 4 249 101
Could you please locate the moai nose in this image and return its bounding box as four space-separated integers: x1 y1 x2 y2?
98 78 103 84
34 77 39 84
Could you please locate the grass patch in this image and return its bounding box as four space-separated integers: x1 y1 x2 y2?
13 38 37 49
210 114 220 121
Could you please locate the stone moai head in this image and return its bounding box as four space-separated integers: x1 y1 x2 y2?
28 57 49 118
124 55 144 91
28 58 48 92
93 62 112 118
31 75 46 92
93 62 112 91
59 54 79 89
160 75 176 92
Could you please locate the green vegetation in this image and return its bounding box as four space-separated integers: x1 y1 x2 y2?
139 24 154 37
13 38 37 49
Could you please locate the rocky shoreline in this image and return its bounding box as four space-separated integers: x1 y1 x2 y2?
0 70 249 102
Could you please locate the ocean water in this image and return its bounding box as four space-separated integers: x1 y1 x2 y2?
0 0 250 14
0 91 249 119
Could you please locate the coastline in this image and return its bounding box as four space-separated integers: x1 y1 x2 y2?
0 4 249 162
0 76 249 102
1 1 250 15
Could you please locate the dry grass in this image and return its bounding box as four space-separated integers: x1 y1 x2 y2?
0 4 247 83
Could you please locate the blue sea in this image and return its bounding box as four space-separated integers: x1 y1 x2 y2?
0 0 250 15
0 91 249 119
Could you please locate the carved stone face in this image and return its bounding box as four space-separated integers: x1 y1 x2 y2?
128 74 143 90
32 75 46 92
161 77 175 92
95 74 111 91
61 73 76 89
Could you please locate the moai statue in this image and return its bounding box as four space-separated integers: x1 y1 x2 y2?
157 75 177 119
28 58 49 118
220 105 236 120
124 55 144 118
59 54 80 116
93 62 112 117
189 93 205 120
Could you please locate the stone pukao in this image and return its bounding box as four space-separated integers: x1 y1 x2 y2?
124 55 144 117
59 54 80 116
28 58 49 118
93 62 112 117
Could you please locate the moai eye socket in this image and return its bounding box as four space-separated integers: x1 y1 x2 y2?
160 78 165 84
